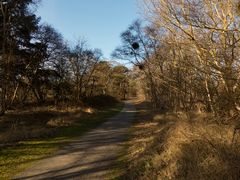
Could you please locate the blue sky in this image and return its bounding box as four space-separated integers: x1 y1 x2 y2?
36 0 140 60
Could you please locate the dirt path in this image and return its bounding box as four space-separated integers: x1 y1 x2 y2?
14 102 136 180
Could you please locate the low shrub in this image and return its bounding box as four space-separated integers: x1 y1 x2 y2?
83 95 119 108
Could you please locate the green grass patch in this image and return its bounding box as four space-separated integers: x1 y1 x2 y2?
108 142 130 180
0 103 124 180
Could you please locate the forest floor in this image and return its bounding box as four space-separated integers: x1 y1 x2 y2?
117 101 240 179
0 101 124 179
12 101 136 180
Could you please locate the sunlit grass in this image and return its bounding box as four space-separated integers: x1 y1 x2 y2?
0 140 58 179
0 103 124 180
120 102 240 179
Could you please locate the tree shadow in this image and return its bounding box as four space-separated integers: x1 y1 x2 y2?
13 102 136 179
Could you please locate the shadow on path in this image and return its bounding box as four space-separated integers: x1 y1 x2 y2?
14 101 136 180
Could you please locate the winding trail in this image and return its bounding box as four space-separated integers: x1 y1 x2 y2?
14 101 136 180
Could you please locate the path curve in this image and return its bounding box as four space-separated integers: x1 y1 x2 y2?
14 101 136 180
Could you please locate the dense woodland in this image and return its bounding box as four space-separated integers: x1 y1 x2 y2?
4 0 240 117
114 0 240 118
0 0 132 116
112 1 240 179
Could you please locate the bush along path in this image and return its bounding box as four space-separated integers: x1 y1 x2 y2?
13 101 136 180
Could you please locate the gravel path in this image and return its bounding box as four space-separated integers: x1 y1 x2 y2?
14 102 136 180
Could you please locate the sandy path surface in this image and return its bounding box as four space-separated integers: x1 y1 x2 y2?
14 102 136 180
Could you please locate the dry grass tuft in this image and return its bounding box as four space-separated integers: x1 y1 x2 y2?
82 107 94 114
123 102 240 179
0 105 96 144
46 117 73 127
0 127 56 144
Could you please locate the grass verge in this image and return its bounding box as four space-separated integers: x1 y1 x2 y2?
108 100 150 180
117 101 240 179
0 103 124 180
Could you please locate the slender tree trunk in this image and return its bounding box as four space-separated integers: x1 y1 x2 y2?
0 5 7 116
10 83 20 106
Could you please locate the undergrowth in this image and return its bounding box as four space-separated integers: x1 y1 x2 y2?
0 102 123 179
121 101 240 180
